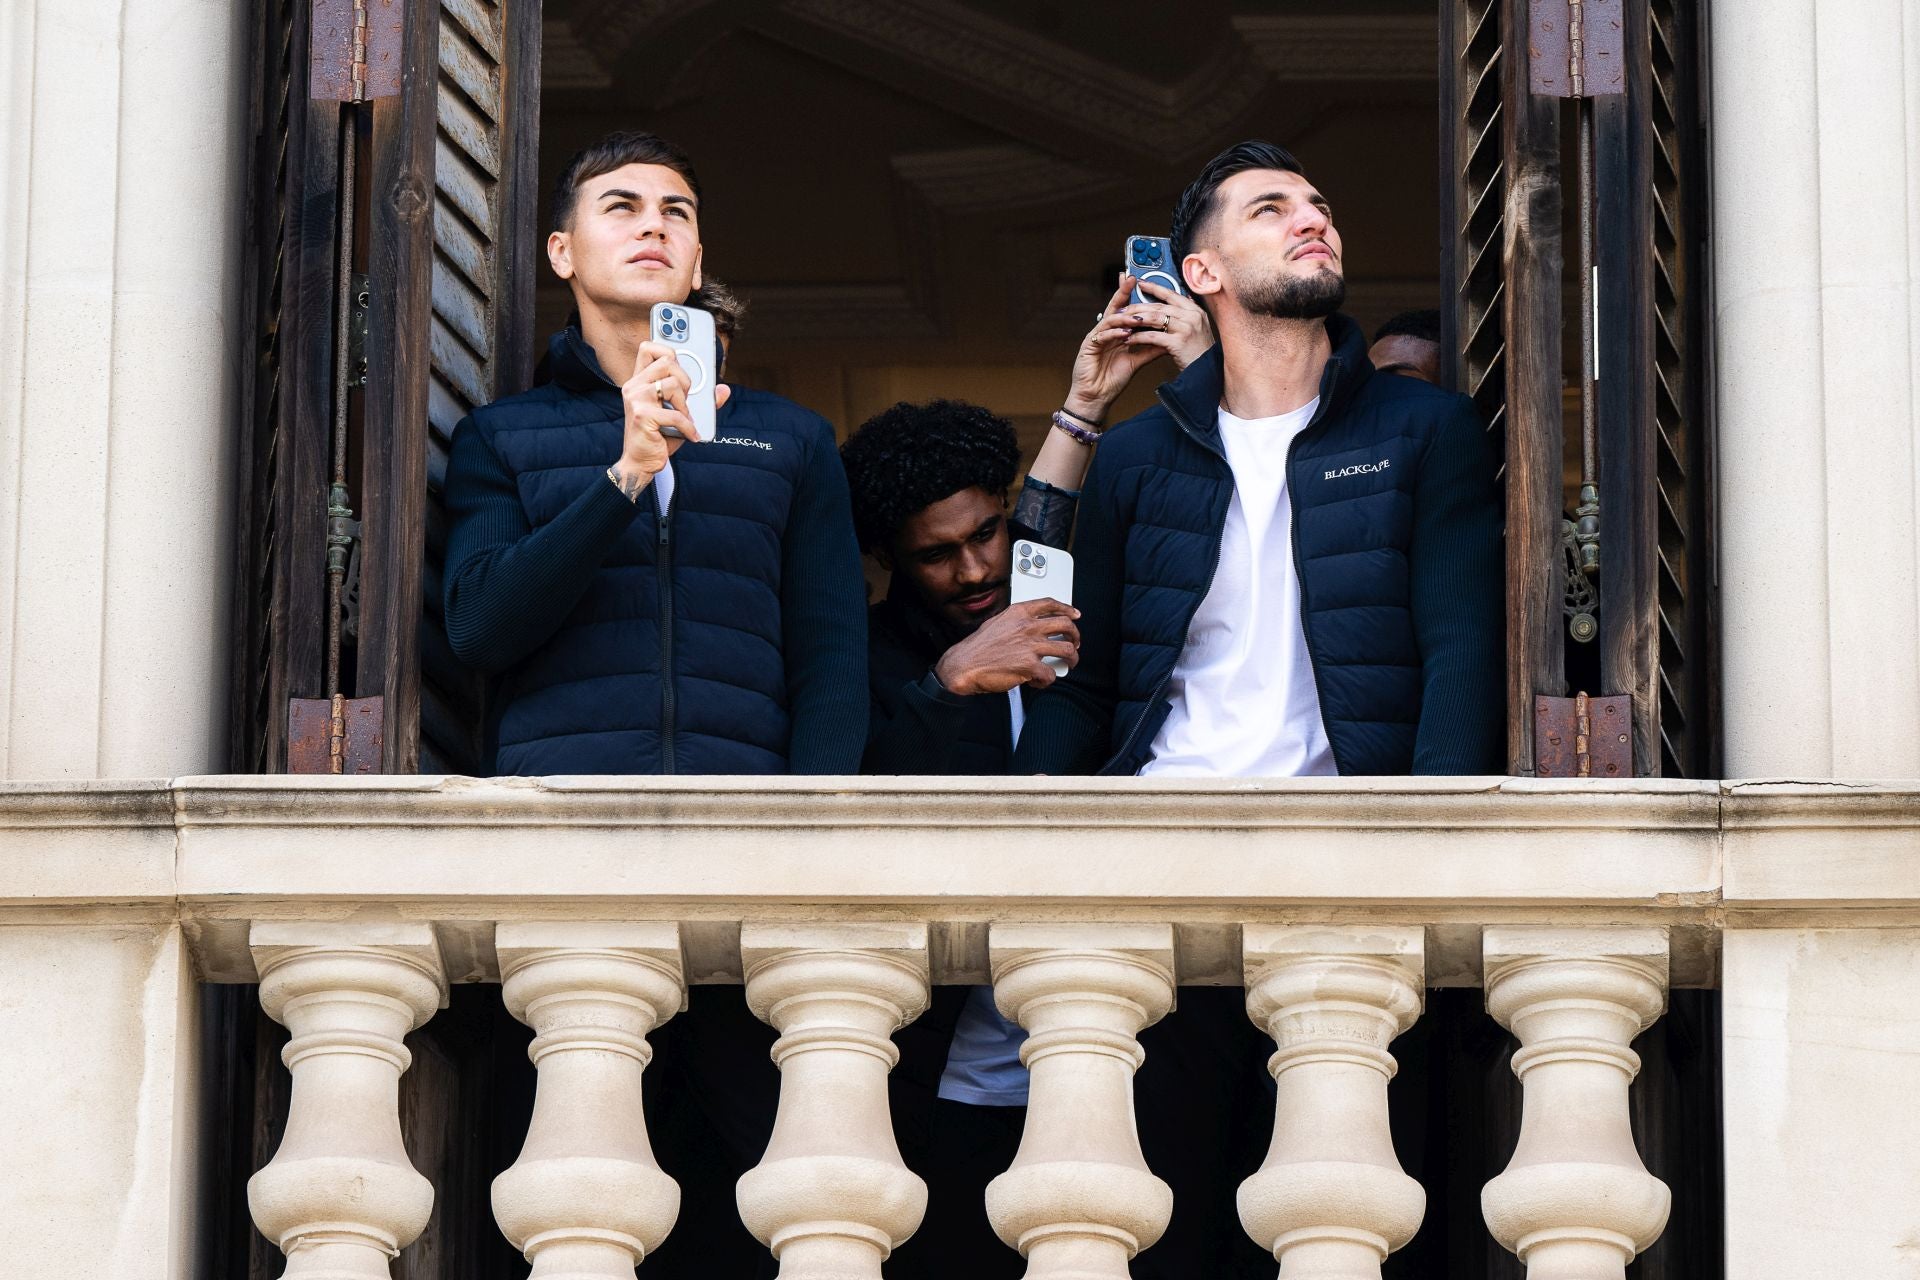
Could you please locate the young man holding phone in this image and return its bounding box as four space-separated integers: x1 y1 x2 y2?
441 129 866 777
439 130 867 1279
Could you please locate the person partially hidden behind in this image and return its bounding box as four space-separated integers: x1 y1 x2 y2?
438 129 868 1278
1016 140 1504 781
1369 307 1443 383
841 285 1275 1277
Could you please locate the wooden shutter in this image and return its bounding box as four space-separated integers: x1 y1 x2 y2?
1643 0 1717 778
230 0 344 773
419 0 542 775
1444 0 1715 778
1441 0 1567 777
231 0 540 777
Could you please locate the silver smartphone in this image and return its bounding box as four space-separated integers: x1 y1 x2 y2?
649 301 717 441
1008 538 1076 676
1124 235 1186 306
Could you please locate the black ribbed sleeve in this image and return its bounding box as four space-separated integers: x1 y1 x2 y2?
441 418 645 675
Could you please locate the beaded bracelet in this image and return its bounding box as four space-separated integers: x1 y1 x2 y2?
1051 409 1103 446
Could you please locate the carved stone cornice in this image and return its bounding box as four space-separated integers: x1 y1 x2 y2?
1232 14 1440 82
18 776 1920 989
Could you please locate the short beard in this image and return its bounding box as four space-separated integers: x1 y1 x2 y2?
1241 267 1346 320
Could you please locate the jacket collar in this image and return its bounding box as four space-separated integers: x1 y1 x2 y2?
1157 311 1374 452
548 324 622 398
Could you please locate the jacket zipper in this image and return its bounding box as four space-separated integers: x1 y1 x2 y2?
1098 391 1232 776
1107 365 1351 776
658 495 677 774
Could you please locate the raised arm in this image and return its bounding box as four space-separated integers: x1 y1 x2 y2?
1011 448 1128 776
1016 275 1212 546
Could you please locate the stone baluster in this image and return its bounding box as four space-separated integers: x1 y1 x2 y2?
1238 926 1426 1279
247 923 447 1280
984 924 1176 1278
1481 927 1671 1280
491 923 687 1278
735 923 931 1279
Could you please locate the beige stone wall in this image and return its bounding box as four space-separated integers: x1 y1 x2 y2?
1713 0 1920 778
0 922 203 1278
0 0 248 779
1723 928 1920 1276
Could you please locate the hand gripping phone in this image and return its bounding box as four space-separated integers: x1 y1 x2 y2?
1008 539 1076 676
1124 235 1187 306
649 301 717 441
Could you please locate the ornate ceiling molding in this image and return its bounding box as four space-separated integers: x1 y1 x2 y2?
891 145 1121 215
1231 14 1439 82
541 17 612 91
776 0 1269 157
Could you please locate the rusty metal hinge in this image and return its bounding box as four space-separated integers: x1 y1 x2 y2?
1534 692 1632 778
1528 0 1626 98
311 0 404 102
288 695 385 774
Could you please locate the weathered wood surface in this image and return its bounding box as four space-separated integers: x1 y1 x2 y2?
1500 0 1566 775
1596 3 1661 774
352 0 440 772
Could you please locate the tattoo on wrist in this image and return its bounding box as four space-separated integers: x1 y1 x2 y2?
607 464 647 503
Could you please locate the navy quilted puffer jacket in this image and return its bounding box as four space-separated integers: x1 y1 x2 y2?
441 327 868 776
1015 313 1504 777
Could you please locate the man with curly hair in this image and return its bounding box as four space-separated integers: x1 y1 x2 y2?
838 284 1271 1278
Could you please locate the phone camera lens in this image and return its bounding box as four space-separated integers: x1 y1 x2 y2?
1018 558 1032 573
659 324 674 339
1017 543 1032 556
674 317 688 332
1033 553 1047 569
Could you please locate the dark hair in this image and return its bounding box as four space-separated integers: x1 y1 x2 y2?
1375 309 1442 345
1169 139 1305 266
691 277 748 341
550 130 701 233
839 400 1021 554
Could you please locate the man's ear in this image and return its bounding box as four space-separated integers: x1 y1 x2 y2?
872 544 894 572
547 229 574 281
691 242 704 293
1182 249 1223 300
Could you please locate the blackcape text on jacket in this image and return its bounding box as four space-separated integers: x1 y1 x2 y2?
441 326 869 776
1015 312 1505 778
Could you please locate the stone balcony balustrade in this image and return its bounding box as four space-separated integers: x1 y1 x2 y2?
4 774 1918 1279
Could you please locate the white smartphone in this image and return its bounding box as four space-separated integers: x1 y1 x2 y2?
1008 538 1075 675
649 301 717 441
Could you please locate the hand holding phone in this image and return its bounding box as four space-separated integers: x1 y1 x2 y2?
1124 235 1186 305
648 302 720 441
1008 540 1077 677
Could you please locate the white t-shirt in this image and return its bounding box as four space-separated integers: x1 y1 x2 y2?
1139 399 1337 779
652 459 675 516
